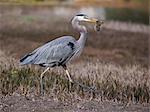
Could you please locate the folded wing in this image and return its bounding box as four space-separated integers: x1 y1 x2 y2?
20 36 77 67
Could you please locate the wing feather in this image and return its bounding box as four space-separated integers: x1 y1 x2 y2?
20 36 77 66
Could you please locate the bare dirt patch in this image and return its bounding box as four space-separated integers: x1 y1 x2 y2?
0 93 149 112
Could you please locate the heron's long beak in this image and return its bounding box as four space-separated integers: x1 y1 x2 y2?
84 18 97 23
87 18 97 23
85 18 104 25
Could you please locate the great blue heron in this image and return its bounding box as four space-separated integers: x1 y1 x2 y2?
20 14 104 95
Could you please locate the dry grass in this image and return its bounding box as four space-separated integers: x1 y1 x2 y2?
0 58 149 103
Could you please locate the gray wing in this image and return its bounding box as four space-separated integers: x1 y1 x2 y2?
20 36 77 67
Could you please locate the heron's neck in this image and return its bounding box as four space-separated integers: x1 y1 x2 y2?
78 32 87 48
73 21 88 47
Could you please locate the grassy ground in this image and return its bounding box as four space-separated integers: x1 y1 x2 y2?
0 48 149 112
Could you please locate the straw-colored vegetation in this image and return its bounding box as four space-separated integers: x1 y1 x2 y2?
0 58 149 103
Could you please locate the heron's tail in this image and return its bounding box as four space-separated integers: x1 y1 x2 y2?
20 52 36 65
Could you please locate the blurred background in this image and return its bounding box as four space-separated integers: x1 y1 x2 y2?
0 0 149 67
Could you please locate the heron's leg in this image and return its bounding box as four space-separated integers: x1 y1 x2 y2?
65 69 73 83
62 65 73 82
40 67 49 95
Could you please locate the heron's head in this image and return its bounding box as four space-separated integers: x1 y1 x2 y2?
73 14 103 23
72 14 104 31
